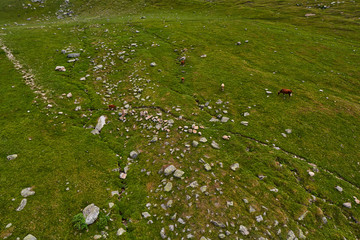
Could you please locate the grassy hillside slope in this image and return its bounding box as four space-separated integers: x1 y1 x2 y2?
0 0 359 239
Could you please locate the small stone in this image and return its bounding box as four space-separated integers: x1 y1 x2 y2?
173 169 185 178
256 215 263 222
93 235 102 240
211 220 226 228
222 135 230 140
200 237 207 240
166 200 173 208
209 117 219 122
21 187 35 197
239 225 249 235
150 62 156 67
7 154 18 160
241 121 248 126
308 171 315 177
55 66 66 72
160 228 166 239
164 165 177 176
16 198 27 211
287 230 296 240
164 182 173 192
249 205 256 213
178 218 185 224
221 117 229 123
343 202 352 208
5 223 12 229
200 186 207 193
230 163 239 171
335 186 343 192
298 228 306 239
83 203 100 225
189 181 199 188
285 129 292 134
199 137 207 143
211 141 220 149
109 203 114 208
23 234 37 240
281 133 287 138
192 141 199 147
218 233 226 239
204 163 212 171
67 53 80 58
142 212 151 218
130 150 139 159
119 173 127 179
117 228 126 236
66 92 72 98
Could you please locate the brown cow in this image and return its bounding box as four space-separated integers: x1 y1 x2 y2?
108 104 116 110
278 89 292 97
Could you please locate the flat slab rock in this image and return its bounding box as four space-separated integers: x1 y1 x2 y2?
211 141 220 149
164 165 177 176
21 187 35 197
83 203 100 225
16 198 27 211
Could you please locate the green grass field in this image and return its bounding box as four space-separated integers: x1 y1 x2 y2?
0 0 359 239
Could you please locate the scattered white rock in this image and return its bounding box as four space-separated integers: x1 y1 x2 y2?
150 62 157 67
308 171 315 177
109 202 114 208
5 223 12 229
66 92 72 98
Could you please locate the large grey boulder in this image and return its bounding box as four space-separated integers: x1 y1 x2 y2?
91 115 107 135
7 154 18 160
82 203 100 225
23 234 37 240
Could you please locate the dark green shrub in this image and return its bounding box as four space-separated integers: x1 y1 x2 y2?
96 212 110 230
72 213 88 231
